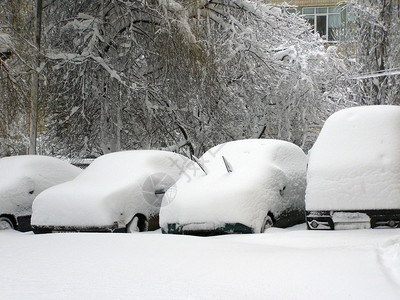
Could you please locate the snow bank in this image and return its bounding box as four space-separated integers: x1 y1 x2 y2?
0 156 81 217
306 105 400 211
160 139 307 233
32 150 191 229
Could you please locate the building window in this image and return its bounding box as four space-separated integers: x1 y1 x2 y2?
302 7 343 42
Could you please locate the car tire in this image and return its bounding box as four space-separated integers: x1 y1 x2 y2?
126 214 148 233
260 214 274 233
0 216 14 230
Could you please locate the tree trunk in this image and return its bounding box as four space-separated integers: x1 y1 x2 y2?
29 0 42 155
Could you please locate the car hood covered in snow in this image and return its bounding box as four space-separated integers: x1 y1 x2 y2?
32 150 191 229
160 139 307 232
0 155 81 217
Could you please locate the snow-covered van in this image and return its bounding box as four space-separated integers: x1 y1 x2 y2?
0 155 81 231
160 139 307 235
306 105 400 230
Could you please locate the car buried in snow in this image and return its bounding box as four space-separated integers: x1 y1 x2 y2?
159 139 307 235
0 155 81 232
306 105 400 230
31 150 192 234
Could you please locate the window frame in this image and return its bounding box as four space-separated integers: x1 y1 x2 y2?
302 6 343 42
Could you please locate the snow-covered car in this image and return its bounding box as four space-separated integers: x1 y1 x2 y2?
0 155 81 232
160 139 307 235
306 105 400 230
31 150 192 233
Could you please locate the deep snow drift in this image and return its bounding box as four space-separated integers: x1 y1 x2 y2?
0 226 399 299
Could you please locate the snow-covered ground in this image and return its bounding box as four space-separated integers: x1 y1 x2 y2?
1 225 400 299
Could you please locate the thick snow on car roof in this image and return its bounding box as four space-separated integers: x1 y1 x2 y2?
0 155 81 215
306 105 400 211
0 155 78 187
160 139 307 231
32 150 191 227
195 139 305 175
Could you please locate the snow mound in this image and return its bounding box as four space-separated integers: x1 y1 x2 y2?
0 155 81 217
306 105 400 211
32 150 191 229
160 139 307 233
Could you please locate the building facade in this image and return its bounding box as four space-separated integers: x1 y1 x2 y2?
265 0 346 42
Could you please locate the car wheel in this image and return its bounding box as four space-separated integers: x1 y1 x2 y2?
260 214 274 233
126 214 148 233
0 216 14 230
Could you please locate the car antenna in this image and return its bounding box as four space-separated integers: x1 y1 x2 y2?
191 155 208 175
222 156 233 173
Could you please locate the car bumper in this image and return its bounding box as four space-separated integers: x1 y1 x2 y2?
306 210 400 230
162 222 254 236
32 222 125 234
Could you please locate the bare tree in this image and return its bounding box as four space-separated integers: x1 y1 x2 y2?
29 0 42 154
2 0 352 157
346 0 400 105
0 0 36 155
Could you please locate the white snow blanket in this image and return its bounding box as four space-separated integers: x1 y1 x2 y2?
306 105 400 211
1 226 400 299
0 155 81 217
160 139 307 232
32 150 191 228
